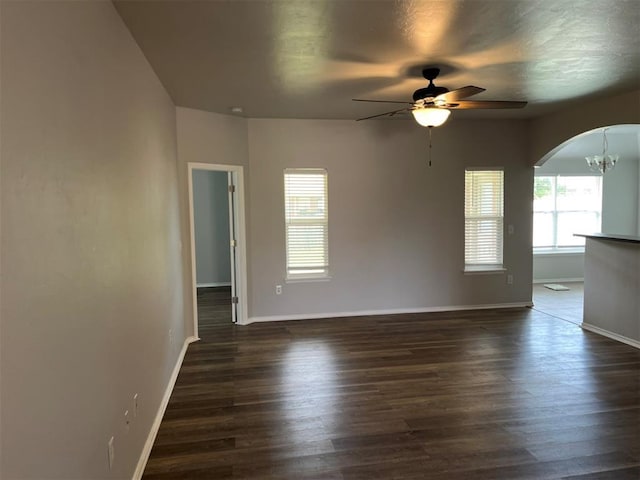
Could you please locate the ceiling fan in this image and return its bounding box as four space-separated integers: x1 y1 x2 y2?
353 67 527 127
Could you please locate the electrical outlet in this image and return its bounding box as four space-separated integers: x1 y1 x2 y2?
133 394 138 418
275 285 282 295
169 329 173 345
507 274 514 285
108 436 115 470
124 410 130 433
508 224 515 235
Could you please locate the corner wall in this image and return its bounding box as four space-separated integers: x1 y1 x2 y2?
1 2 184 478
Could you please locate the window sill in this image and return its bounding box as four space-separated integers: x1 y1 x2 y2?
285 276 331 284
463 266 506 275
534 248 584 256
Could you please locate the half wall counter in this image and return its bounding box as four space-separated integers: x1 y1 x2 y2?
575 233 640 348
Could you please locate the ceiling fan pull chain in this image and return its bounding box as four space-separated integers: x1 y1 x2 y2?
428 126 433 167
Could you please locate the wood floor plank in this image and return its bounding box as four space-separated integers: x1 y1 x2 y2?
142 287 640 478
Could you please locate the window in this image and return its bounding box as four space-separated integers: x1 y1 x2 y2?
284 169 328 280
465 169 504 271
533 175 602 251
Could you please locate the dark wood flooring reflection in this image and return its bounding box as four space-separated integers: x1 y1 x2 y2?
143 298 640 479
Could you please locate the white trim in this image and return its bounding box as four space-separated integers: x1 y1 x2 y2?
533 249 584 256
187 162 249 335
464 169 504 267
284 168 329 282
463 267 506 275
231 168 249 325
466 166 505 172
132 336 198 480
196 282 231 288
581 323 640 350
187 168 198 333
533 277 584 284
241 302 533 325
285 276 332 284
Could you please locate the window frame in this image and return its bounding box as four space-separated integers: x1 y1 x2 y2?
533 174 603 254
464 168 505 274
284 168 330 282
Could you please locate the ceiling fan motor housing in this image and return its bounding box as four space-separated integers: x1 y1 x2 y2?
413 67 449 102
412 85 449 102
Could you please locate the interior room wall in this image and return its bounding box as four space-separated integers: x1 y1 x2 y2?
176 107 250 326
1 2 184 479
637 132 640 236
533 254 585 283
192 170 231 286
529 89 640 165
582 238 640 344
601 138 640 236
247 118 533 320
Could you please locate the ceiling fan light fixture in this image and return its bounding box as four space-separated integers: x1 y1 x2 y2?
412 107 450 127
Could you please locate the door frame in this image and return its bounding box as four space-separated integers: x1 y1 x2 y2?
187 162 249 335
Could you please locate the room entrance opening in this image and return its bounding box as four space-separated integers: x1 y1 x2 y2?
187 163 248 334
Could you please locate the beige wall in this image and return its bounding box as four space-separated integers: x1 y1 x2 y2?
247 118 533 319
529 89 640 165
1 2 184 478
175 111 534 320
533 254 585 283
583 239 640 343
192 170 231 286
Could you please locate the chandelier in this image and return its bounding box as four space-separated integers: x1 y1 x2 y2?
585 128 619 174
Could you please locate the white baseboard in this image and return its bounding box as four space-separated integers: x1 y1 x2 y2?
242 302 534 325
132 335 199 480
196 282 231 288
533 277 584 284
581 323 640 349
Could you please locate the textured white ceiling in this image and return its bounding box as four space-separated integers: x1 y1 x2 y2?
114 0 640 120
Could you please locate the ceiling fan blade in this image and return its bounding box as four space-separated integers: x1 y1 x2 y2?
448 100 527 109
356 107 410 121
436 86 485 103
353 98 413 105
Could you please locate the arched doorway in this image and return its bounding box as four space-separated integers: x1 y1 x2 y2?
532 124 640 322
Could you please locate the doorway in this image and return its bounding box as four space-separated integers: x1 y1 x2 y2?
187 163 248 336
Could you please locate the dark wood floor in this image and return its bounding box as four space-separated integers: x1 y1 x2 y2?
143 289 640 479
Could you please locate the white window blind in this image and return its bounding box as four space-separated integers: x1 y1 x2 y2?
284 169 328 279
465 169 504 268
